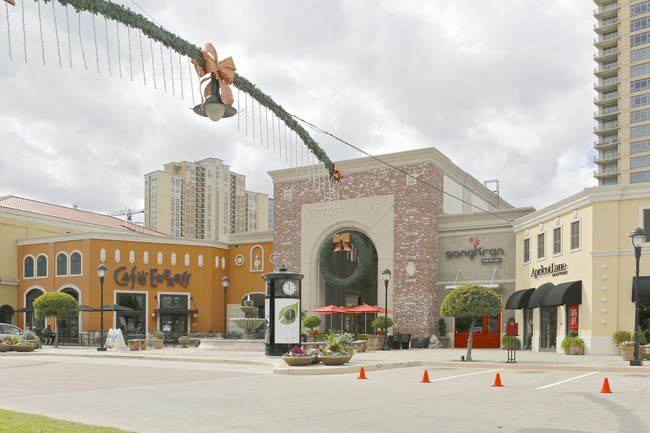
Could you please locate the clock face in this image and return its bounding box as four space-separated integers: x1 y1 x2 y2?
282 280 297 296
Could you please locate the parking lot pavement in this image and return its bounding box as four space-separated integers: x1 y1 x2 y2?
1 352 649 433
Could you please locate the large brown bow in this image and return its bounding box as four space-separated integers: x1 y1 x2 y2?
192 43 236 106
333 233 352 252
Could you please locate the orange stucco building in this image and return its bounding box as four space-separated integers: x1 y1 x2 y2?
1 195 273 341
17 233 272 339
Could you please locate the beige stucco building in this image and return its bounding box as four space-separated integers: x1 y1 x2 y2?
511 184 650 355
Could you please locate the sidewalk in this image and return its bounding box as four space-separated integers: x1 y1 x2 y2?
15 344 650 375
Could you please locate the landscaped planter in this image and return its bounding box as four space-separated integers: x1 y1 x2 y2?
11 345 35 352
318 354 352 365
366 335 385 351
282 355 316 366
620 346 634 361
0 345 10 352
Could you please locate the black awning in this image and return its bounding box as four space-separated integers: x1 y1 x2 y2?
545 281 582 306
528 282 555 308
154 308 199 314
505 288 535 309
631 276 650 303
14 306 34 313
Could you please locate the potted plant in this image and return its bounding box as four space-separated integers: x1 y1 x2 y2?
501 334 521 350
150 330 165 349
619 340 636 361
178 335 191 348
318 332 355 364
371 316 393 335
561 335 584 355
21 330 40 349
612 330 631 355
438 318 449 348
282 346 316 366
0 336 15 352
302 315 321 335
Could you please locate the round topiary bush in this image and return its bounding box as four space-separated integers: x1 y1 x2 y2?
302 315 321 330
371 316 394 330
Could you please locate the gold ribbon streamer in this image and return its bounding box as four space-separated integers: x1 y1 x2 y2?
192 42 236 105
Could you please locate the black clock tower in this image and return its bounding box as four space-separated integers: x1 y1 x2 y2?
262 267 304 356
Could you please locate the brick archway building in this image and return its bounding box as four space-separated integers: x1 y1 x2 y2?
270 148 507 338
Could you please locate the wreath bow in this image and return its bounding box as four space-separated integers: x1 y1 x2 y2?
192 43 236 105
333 233 352 252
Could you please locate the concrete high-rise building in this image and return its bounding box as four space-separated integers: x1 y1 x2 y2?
593 0 650 185
144 158 269 240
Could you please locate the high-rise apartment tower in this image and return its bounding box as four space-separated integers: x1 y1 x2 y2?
593 0 650 185
144 158 270 240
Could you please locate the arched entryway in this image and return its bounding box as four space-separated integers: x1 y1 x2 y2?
24 288 45 331
59 287 80 343
318 230 378 333
0 305 14 324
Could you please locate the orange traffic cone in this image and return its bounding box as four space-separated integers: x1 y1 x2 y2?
601 377 612 393
492 373 503 387
358 367 367 380
421 370 430 383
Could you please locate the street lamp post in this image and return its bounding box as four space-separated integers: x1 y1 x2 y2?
97 264 107 352
381 269 392 351
630 227 646 366
222 276 229 339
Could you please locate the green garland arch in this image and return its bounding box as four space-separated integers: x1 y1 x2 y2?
40 0 336 178
318 232 371 288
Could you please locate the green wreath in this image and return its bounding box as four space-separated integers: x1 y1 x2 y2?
318 232 371 288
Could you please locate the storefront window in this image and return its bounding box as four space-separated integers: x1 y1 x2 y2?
116 293 146 339
160 294 189 338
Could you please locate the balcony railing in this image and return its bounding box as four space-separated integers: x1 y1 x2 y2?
594 77 619 89
594 32 620 45
594 17 619 30
594 166 620 177
593 151 619 163
593 3 619 15
594 62 619 74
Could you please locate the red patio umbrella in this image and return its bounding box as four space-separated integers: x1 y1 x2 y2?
347 304 394 334
309 305 349 330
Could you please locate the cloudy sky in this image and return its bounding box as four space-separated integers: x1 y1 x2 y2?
0 0 596 220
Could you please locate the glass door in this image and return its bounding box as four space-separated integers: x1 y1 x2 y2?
116 294 146 340
540 306 557 351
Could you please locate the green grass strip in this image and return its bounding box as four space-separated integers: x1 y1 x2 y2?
0 409 135 433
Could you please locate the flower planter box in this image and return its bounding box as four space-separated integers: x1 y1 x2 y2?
152 339 164 349
11 345 35 352
0 345 11 352
566 343 583 355
318 354 352 365
620 346 634 361
366 335 385 351
282 355 316 366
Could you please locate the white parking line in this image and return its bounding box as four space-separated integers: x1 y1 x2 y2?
536 371 600 390
427 368 503 382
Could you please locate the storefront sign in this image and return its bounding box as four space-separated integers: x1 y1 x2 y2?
530 262 568 279
569 304 579 331
114 265 191 289
446 237 504 261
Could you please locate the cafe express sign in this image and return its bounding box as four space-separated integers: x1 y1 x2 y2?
114 266 191 290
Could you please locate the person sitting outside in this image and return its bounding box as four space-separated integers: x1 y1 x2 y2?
40 325 54 345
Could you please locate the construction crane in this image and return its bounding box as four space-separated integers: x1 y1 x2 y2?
110 208 144 222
